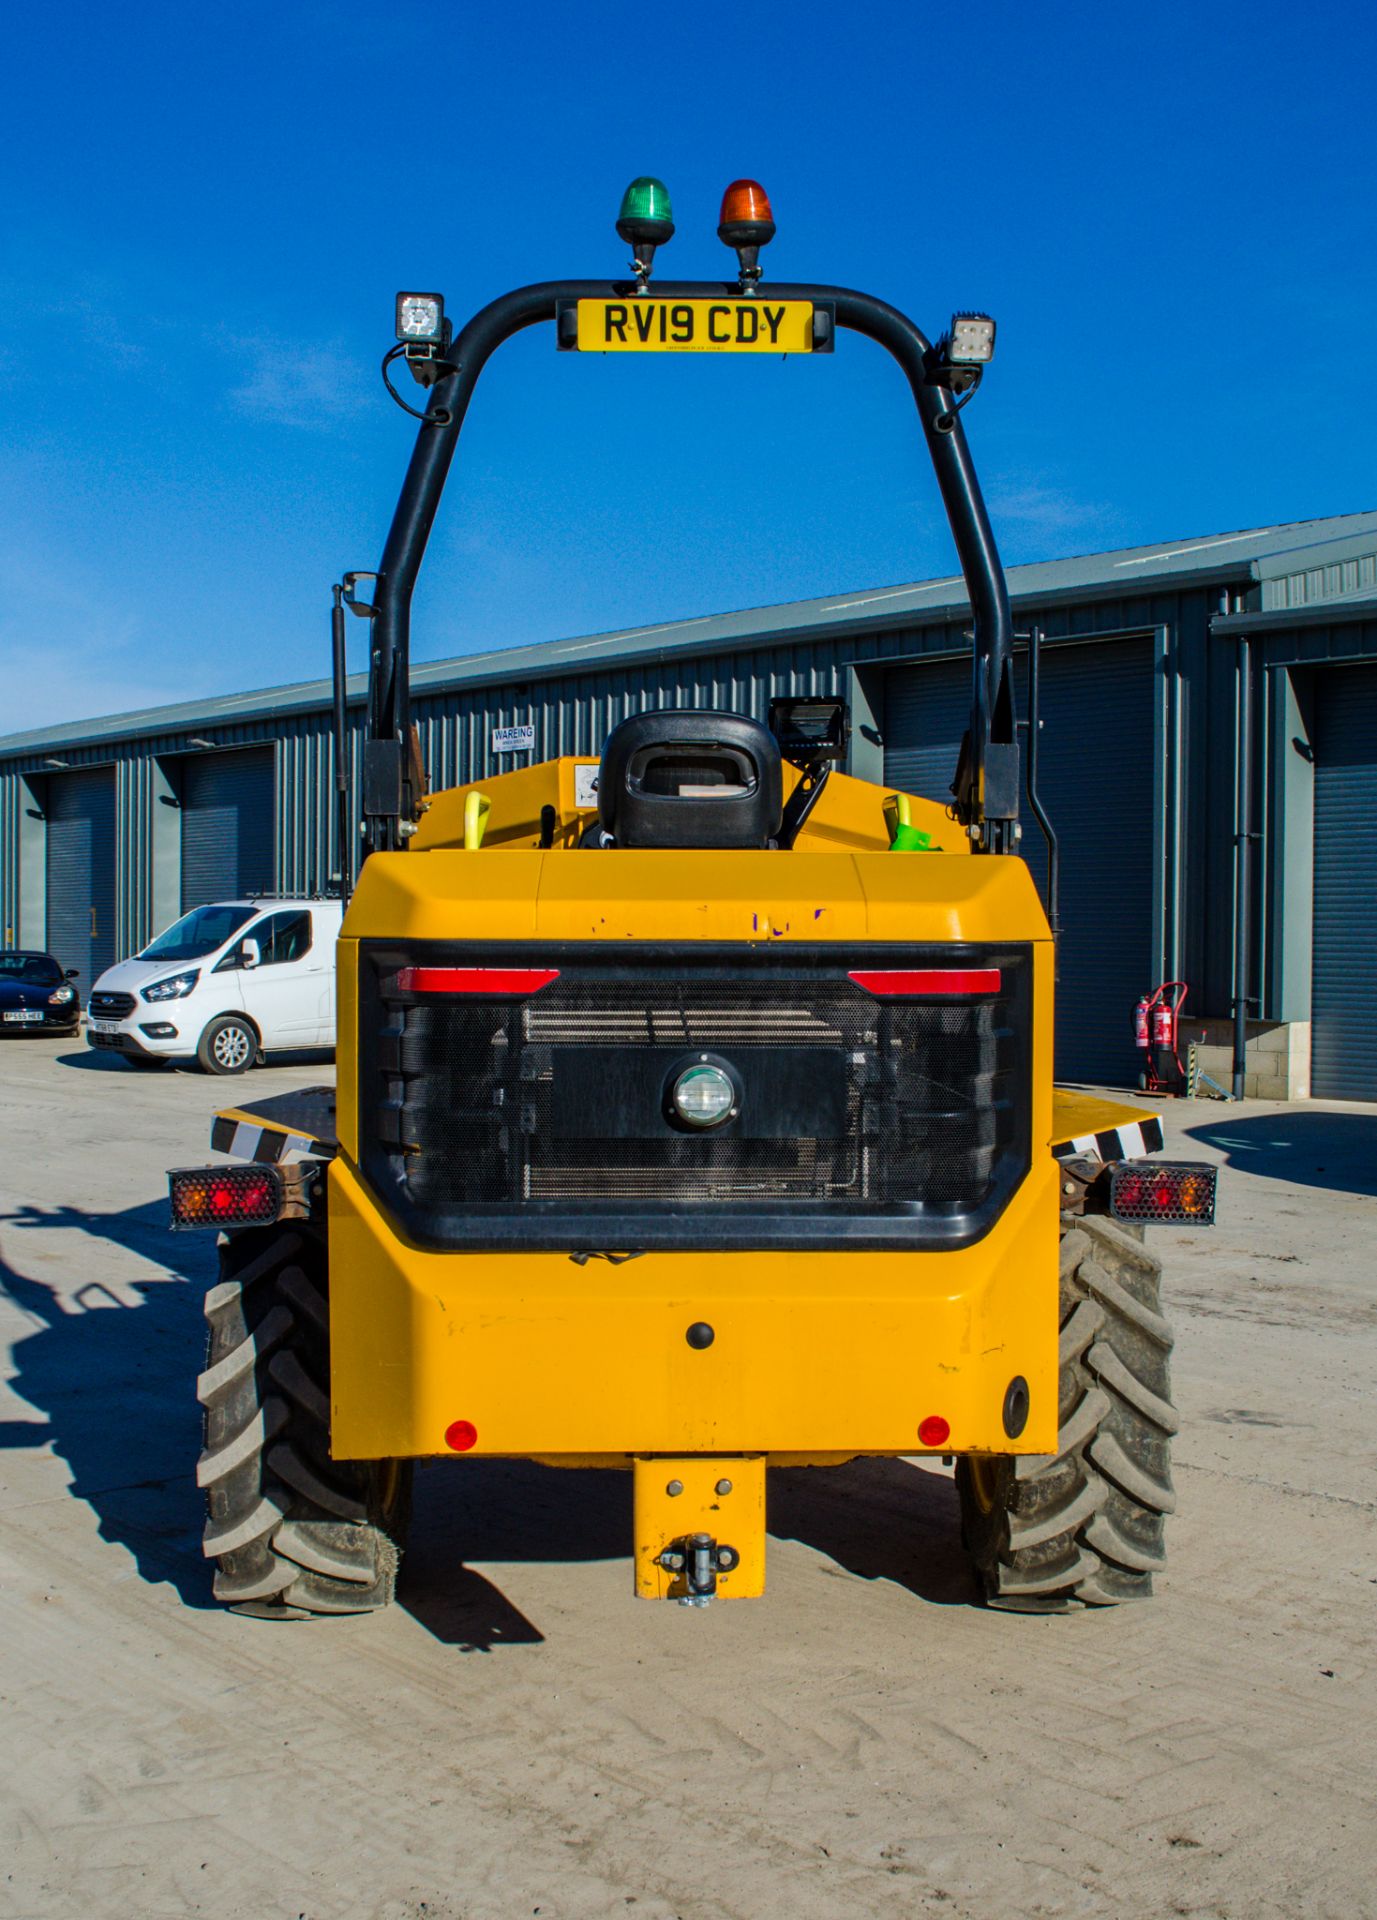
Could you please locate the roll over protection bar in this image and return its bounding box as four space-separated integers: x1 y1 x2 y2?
362 280 1019 856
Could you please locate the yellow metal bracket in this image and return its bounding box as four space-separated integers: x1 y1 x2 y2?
463 789 491 850
633 1456 765 1602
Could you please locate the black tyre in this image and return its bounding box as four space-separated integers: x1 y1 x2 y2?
197 1014 258 1075
957 1212 1177 1611
196 1224 412 1618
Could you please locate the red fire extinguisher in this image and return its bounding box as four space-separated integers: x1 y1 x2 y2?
1135 981 1188 1094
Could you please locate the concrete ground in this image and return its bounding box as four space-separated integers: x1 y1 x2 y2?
1 1033 1374 1920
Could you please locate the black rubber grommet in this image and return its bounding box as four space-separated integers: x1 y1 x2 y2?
686 1322 715 1350
1003 1375 1030 1439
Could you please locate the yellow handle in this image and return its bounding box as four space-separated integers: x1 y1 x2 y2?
894 793 912 827
463 790 491 850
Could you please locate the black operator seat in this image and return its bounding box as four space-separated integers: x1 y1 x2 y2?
591 710 783 849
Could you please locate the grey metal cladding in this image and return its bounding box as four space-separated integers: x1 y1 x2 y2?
1260 538 1377 612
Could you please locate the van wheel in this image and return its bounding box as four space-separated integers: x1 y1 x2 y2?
198 1015 257 1075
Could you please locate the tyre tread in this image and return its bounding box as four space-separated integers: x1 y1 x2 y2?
196 1225 409 1619
958 1211 1178 1611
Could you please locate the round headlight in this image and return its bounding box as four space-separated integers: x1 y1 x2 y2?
671 1063 736 1129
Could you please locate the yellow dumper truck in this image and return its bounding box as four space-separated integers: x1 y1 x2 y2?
170 179 1214 1617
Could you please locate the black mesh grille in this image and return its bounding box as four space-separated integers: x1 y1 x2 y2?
360 946 1030 1248
89 991 136 1019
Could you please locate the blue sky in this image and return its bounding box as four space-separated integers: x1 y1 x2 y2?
2 0 1373 733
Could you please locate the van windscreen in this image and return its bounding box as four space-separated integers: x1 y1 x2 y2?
139 904 258 963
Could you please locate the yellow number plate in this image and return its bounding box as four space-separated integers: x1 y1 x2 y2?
575 297 818 353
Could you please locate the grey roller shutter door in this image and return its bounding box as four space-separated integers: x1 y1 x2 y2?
1312 664 1377 1101
181 748 275 911
884 638 1156 1085
45 767 116 985
880 655 971 809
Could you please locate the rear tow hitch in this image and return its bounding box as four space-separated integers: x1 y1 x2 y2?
657 1533 740 1607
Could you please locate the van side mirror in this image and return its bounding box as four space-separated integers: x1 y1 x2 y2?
65 968 79 979
240 938 261 970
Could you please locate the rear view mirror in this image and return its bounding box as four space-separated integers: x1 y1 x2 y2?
240 939 261 970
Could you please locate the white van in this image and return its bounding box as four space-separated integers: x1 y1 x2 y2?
85 897 344 1074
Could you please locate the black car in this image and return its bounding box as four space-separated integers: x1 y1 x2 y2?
0 950 81 1035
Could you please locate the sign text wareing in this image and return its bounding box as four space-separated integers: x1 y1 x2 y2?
573 298 821 354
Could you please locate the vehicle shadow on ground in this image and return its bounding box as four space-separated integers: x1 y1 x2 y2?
1185 1110 1377 1196
51 1049 164 1071
52 1046 334 1075
771 1460 975 1605
402 1461 633 1650
0 1197 217 1608
402 1450 974 1648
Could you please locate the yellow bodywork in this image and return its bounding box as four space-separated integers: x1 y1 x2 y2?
326 754 1061 1592
328 1144 1058 1459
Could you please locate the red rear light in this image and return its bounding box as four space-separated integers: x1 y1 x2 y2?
170 1165 281 1229
918 1415 950 1448
1109 1161 1217 1226
445 1420 479 1452
396 967 560 995
1114 1171 1148 1212
848 969 1001 996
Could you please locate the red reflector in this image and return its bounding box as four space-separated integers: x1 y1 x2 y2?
169 1165 280 1229
848 969 1001 996
397 967 560 996
918 1415 950 1448
445 1420 478 1452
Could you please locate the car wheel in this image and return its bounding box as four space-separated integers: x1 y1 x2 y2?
198 1015 258 1076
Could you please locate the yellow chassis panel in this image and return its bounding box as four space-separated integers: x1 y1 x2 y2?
327 1147 1059 1462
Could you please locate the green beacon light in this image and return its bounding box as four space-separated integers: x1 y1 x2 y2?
616 176 674 285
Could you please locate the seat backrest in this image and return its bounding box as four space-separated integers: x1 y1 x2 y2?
597 710 783 849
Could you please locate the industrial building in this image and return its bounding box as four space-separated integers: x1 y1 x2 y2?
3 510 1375 1098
